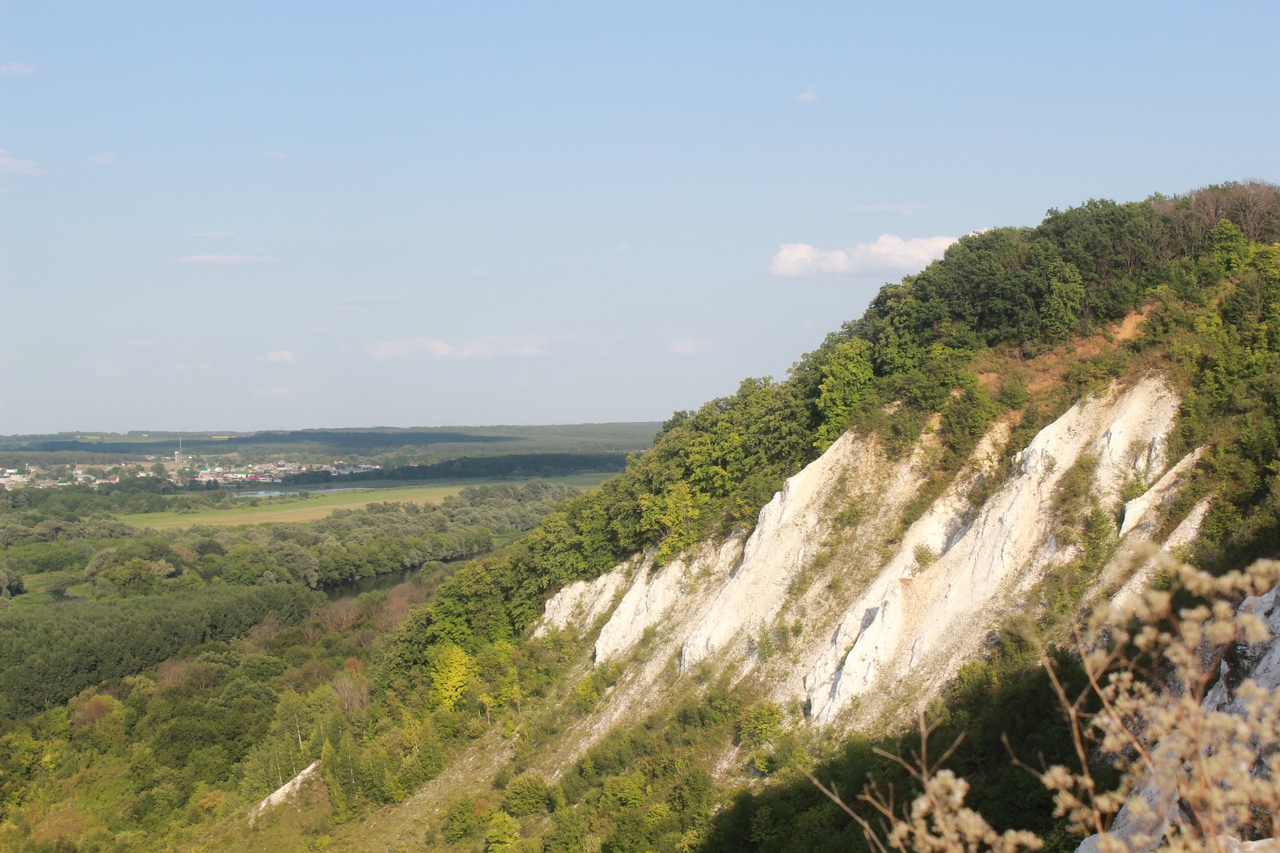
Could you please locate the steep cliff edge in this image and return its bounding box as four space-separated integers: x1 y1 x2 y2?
535 375 1210 753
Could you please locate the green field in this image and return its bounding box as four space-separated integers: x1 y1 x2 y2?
119 473 615 530
12 568 93 609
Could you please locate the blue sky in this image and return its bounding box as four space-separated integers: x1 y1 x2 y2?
2 1 1277 434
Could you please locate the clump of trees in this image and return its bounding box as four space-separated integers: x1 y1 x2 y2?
0 480 580 598
0 584 321 719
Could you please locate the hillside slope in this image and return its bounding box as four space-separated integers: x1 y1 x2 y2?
5 182 1280 853
527 373 1190 751
281 186 1280 852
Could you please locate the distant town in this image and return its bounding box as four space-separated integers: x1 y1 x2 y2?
0 458 386 491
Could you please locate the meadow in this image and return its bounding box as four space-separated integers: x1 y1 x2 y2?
118 473 616 530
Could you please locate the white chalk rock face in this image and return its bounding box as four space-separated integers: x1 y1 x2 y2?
558 375 1194 768
1109 495 1212 614
595 537 743 663
805 377 1181 725
249 761 320 824
679 431 869 671
1119 448 1202 538
532 568 627 639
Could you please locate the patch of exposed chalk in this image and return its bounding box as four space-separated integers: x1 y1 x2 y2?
805 377 1181 726
1110 496 1212 613
1164 497 1211 552
595 537 743 663
532 568 627 638
679 431 871 671
1119 448 1202 538
249 760 319 824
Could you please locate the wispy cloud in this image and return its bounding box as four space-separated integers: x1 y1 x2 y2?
96 365 125 378
668 338 707 355
192 230 234 238
336 292 407 311
263 151 287 160
255 386 291 398
797 87 818 103
0 150 46 176
613 243 631 253
845 203 926 216
167 254 280 267
267 350 294 363
88 153 117 166
366 335 543 360
1 61 36 76
769 234 956 277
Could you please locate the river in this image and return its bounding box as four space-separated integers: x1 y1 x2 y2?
321 565 427 601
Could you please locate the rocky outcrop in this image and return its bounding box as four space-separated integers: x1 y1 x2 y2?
1077 578 1280 853
532 375 1198 746
249 761 320 825
679 431 880 671
532 569 627 639
596 537 743 663
804 378 1180 724
1119 448 1202 538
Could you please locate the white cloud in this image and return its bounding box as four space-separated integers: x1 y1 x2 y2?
192 231 234 238
1 62 36 76
167 254 280 266
366 335 542 360
0 150 45 176
255 385 291 398
798 87 818 102
613 243 631 253
668 338 707 355
263 151 287 160
845 203 926 215
96 365 125 378
769 233 956 277
267 350 294 363
88 153 117 166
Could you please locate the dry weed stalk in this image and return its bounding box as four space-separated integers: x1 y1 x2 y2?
810 558 1280 853
806 713 1042 853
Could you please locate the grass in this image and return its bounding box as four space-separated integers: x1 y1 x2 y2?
119 473 617 530
11 569 92 609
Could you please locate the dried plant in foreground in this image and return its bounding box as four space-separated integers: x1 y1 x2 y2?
810 558 1280 853
807 713 1043 853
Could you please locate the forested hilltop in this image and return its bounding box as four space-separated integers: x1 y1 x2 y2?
2 180 1280 852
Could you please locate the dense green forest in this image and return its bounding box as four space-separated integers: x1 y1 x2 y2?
0 482 579 717
280 452 631 486
2 181 1279 852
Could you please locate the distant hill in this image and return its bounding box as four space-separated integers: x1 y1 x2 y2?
0 422 661 464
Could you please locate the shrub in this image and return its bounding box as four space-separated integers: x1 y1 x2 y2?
502 772 551 817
